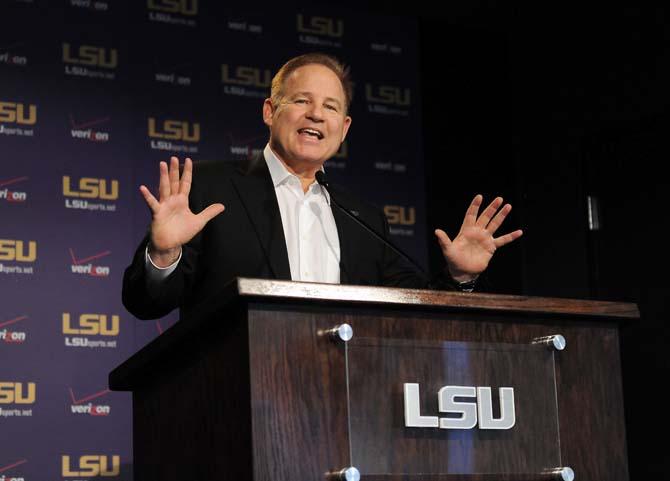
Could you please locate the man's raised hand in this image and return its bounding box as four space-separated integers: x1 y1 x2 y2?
139 157 225 267
434 194 523 283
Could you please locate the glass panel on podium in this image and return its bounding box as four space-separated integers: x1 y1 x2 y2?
345 338 561 475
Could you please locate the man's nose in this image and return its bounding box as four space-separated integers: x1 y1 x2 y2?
305 103 325 121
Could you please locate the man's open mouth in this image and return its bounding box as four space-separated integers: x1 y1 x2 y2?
298 128 324 139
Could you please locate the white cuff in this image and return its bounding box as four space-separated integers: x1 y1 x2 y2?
145 245 182 282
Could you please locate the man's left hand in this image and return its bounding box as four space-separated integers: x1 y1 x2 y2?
435 194 523 283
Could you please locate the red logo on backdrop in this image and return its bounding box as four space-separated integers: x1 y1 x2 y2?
69 114 110 142
0 316 27 344
0 458 28 480
0 177 28 203
69 248 111 277
69 387 111 416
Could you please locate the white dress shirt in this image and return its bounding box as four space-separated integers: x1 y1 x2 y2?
146 144 341 284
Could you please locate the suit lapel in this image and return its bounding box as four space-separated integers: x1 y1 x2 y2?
231 154 292 280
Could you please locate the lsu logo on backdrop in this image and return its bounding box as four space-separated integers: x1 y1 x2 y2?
297 14 343 44
0 177 28 203
148 118 200 141
0 382 35 418
62 312 119 349
62 43 117 68
384 205 416 237
62 43 117 80
221 64 271 87
0 382 35 404
0 240 36 262
61 455 120 478
148 117 200 153
147 0 198 26
68 247 111 277
0 315 28 344
62 176 118 212
0 102 36 124
365 84 412 116
69 387 111 416
0 240 36 276
0 101 37 138
221 64 271 99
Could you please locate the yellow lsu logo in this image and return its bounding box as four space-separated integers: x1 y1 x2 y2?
62 43 118 69
62 313 120 336
0 382 36 404
366 84 411 107
221 64 271 88
147 0 197 15
148 117 200 142
0 240 37 262
0 101 37 125
297 14 343 37
62 176 119 200
384 205 416 225
62 455 120 477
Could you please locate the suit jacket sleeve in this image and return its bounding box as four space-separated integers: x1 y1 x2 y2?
121 168 208 320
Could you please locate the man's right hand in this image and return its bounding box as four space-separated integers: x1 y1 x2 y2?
140 156 225 267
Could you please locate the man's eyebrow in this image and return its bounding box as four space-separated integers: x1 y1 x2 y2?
290 92 343 107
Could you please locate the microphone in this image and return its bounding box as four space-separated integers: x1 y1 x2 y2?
315 171 429 279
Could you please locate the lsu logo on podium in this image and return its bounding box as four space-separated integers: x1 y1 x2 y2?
147 0 198 15
221 64 271 88
62 43 118 69
0 240 37 262
0 102 37 125
0 382 36 404
62 177 119 200
148 117 200 142
61 455 120 477
296 14 343 37
62 313 120 336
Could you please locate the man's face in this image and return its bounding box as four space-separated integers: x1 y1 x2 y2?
263 64 352 170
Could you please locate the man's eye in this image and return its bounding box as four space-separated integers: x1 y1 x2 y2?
294 99 308 104
325 104 338 111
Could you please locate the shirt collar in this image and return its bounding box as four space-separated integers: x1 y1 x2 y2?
263 144 331 205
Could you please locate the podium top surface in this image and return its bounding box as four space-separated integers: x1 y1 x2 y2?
110 278 637 390
230 278 639 319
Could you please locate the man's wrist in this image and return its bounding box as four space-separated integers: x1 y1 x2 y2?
147 244 181 268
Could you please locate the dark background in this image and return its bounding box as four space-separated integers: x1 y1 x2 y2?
412 2 668 478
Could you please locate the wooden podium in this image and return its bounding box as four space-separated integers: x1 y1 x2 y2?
109 278 637 481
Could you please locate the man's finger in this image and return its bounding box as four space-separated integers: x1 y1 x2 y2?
158 161 170 201
179 157 193 195
476 196 503 228
462 194 483 227
434 229 452 251
139 185 160 213
486 203 512 234
493 229 523 248
169 156 180 194
198 203 226 224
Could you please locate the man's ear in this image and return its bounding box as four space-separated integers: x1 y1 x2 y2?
262 98 274 127
341 115 352 142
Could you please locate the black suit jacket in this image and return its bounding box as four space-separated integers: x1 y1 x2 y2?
122 155 445 321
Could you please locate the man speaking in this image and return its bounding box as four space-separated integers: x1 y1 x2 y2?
122 53 522 320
